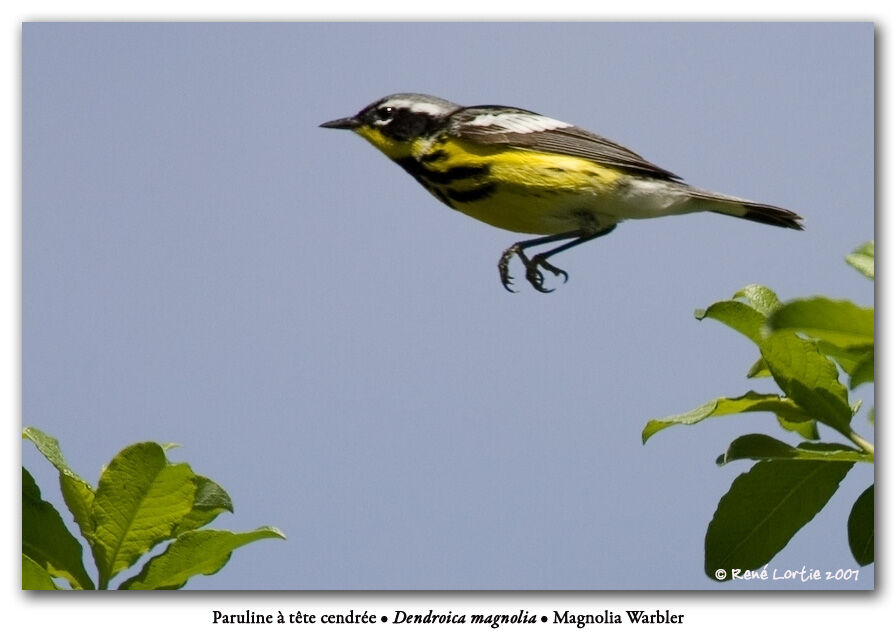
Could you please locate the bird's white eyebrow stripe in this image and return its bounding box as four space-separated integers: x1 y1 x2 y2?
465 112 574 133
382 98 453 116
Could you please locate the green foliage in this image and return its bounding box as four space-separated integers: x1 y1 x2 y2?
22 467 94 590
705 459 854 577
717 435 867 465
767 297 873 348
120 528 284 589
643 391 818 442
644 242 874 581
847 485 874 566
22 427 285 590
845 241 874 279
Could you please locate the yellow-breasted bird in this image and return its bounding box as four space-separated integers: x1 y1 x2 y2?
321 93 803 293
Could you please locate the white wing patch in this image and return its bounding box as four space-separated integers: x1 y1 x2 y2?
466 112 573 134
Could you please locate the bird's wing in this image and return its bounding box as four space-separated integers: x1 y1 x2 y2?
448 106 682 181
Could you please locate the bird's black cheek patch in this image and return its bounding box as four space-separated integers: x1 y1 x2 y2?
384 113 436 141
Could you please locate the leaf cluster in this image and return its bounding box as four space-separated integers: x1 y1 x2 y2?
22 427 285 590
643 242 874 579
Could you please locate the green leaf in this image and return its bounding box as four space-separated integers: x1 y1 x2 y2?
22 467 95 589
768 298 874 349
759 332 853 436
847 485 874 566
23 554 59 590
119 527 286 590
22 427 83 480
716 434 869 465
23 427 96 542
733 284 781 316
746 357 771 378
696 285 782 343
816 342 873 378
172 475 234 536
845 242 874 279
774 414 819 440
92 443 196 587
849 351 874 389
706 459 853 580
642 391 814 443
696 300 767 343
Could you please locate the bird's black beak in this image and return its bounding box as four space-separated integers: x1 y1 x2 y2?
319 116 360 130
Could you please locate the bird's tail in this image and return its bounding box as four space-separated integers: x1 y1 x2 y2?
687 188 804 230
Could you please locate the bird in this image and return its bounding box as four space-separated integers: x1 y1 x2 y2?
320 93 803 293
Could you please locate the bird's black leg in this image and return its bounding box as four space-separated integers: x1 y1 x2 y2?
498 225 617 293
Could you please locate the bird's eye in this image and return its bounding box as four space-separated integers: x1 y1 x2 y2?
375 106 394 121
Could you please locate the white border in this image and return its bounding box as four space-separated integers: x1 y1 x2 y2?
7 3 890 638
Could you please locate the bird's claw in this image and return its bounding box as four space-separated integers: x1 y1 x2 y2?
498 248 518 293
526 258 567 292
499 245 568 293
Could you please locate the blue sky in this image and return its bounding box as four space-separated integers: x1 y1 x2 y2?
22 22 873 590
